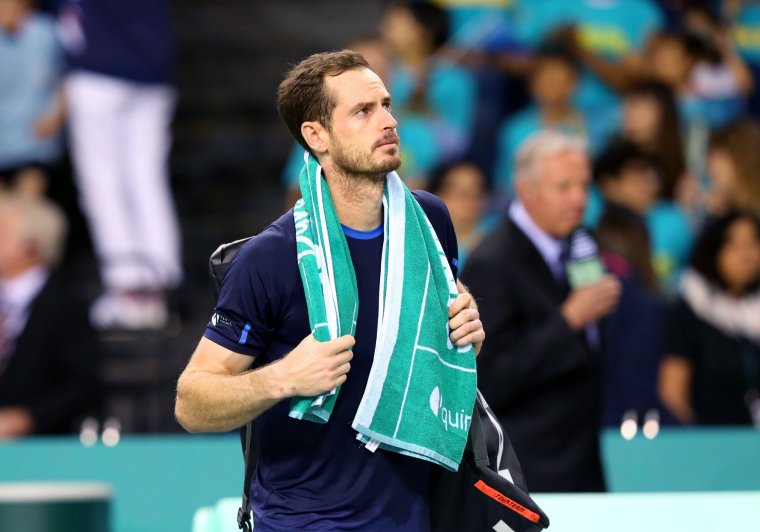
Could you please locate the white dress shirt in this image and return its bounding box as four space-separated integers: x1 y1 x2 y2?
0 265 49 343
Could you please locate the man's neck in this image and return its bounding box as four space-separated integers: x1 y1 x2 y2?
322 165 385 231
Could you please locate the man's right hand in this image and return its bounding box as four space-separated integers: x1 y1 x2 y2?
272 334 355 398
560 274 621 330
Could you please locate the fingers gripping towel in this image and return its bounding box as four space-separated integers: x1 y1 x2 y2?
291 153 477 471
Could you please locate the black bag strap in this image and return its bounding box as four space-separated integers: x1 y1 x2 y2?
209 236 253 297
470 399 490 469
208 236 257 531
237 421 256 532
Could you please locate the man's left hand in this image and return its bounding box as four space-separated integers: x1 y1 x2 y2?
448 280 484 355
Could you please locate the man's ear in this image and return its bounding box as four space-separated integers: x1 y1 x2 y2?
301 121 329 155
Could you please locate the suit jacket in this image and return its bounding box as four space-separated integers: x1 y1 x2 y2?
0 272 100 434
461 217 605 492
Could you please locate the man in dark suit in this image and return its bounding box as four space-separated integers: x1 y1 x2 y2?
0 194 99 438
462 130 621 492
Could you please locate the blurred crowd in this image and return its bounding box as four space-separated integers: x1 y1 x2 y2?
341 0 760 491
0 0 759 493
0 0 176 438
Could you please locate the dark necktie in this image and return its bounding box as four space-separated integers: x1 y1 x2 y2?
557 240 571 295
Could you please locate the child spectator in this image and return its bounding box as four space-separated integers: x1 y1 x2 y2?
621 81 687 202
493 41 607 196
597 202 665 428
530 0 664 116
644 25 753 204
594 137 693 293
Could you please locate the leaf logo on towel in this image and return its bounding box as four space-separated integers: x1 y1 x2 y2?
429 386 471 433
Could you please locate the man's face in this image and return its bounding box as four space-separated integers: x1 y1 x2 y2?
322 68 401 180
518 149 590 239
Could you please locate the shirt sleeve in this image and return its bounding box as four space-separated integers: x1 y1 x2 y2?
203 230 284 357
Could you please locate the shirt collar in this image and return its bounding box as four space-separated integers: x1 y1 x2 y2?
0 265 49 312
509 200 564 271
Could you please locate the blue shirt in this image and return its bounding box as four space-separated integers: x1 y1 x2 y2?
0 14 63 168
204 191 458 531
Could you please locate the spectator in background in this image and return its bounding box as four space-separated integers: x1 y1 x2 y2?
431 0 532 177
492 41 605 196
683 3 754 116
0 194 99 438
380 0 476 187
659 212 760 426
427 161 497 268
614 84 694 290
644 24 753 206
537 0 664 118
596 187 665 428
593 138 693 293
61 0 182 330
0 0 65 196
646 26 751 127
620 81 686 201
724 0 760 116
706 118 760 217
462 131 621 492
594 139 662 217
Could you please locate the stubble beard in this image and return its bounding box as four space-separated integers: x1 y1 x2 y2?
330 137 401 186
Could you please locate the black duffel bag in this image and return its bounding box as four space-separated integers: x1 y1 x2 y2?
430 391 550 532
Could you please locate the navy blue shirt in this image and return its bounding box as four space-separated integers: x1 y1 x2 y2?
205 191 458 531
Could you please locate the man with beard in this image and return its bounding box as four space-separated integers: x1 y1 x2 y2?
175 50 484 531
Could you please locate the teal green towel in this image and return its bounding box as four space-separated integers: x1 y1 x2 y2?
291 153 477 471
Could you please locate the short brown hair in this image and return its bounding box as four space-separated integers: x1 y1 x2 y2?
277 50 370 152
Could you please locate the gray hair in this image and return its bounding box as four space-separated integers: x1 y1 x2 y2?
0 194 68 267
514 130 588 184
